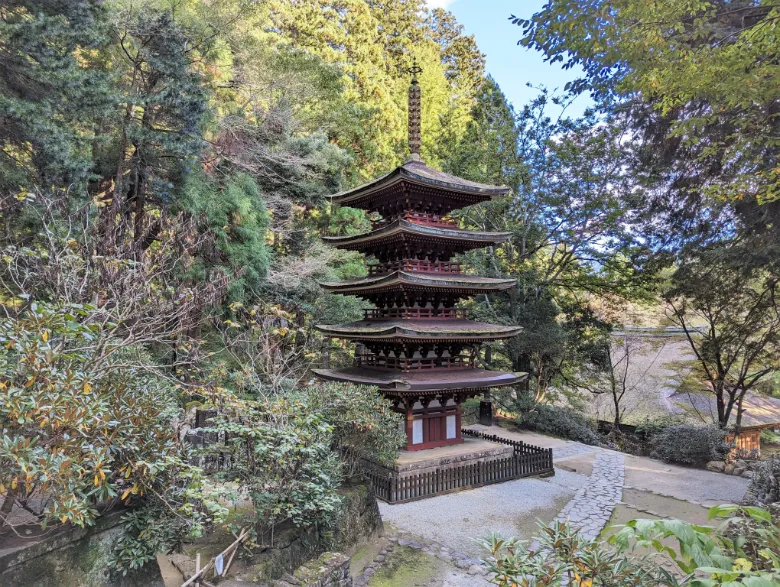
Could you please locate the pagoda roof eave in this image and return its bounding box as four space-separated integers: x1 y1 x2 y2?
318 271 515 296
312 367 526 393
315 319 522 341
322 218 511 249
326 159 510 208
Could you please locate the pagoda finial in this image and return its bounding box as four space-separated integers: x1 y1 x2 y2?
406 57 423 161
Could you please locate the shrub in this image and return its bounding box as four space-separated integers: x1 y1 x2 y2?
748 458 780 506
0 302 222 572
482 505 780 586
199 382 403 546
481 521 672 586
460 398 481 426
611 504 780 585
633 414 687 439
511 392 602 445
0 302 192 527
649 424 729 467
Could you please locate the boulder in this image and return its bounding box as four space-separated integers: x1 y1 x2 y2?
733 467 745 477
724 463 736 475
706 461 726 472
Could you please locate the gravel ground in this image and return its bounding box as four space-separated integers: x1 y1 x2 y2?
378 468 589 557
623 454 749 506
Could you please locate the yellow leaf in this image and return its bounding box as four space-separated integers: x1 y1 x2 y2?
42 331 49 342
83 382 92 394
121 488 131 500
94 474 99 486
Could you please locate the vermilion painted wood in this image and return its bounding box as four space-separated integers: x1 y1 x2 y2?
314 76 523 453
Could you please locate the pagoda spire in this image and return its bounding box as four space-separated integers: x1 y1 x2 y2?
406 58 423 161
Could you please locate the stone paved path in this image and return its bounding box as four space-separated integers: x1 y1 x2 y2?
554 450 625 540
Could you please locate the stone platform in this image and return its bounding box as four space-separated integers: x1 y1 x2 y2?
394 438 513 474
363 431 554 503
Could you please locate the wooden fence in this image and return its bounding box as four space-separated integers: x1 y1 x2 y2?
364 429 554 504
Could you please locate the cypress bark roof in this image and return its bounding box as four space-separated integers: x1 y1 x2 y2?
316 318 522 341
319 271 515 297
327 159 510 213
323 218 511 254
312 367 525 393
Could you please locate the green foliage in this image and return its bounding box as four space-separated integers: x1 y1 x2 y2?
0 302 198 528
513 2 780 431
510 391 602 446
664 252 780 429
0 1 112 193
110 467 227 574
748 458 780 506
633 414 689 439
180 172 271 304
480 520 672 586
298 383 405 474
448 87 646 403
649 424 729 468
759 429 780 445
199 382 402 543
483 505 780 586
269 0 484 176
514 0 780 205
610 504 780 586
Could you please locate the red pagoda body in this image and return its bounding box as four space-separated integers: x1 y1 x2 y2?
313 67 523 451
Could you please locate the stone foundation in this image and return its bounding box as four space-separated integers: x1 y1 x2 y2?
284 552 351 586
393 438 513 475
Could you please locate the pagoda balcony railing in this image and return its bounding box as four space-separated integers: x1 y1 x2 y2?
371 211 458 230
356 354 475 371
363 308 467 320
366 260 462 275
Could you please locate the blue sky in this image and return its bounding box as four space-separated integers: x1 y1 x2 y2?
429 0 592 117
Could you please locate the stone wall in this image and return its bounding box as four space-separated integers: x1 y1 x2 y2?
0 510 164 587
706 458 757 479
278 552 351 587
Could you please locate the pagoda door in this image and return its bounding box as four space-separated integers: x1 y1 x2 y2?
426 415 444 443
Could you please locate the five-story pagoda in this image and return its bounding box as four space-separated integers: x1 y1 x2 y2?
314 63 523 451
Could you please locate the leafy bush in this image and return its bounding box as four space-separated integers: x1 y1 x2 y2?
511 391 602 445
0 303 189 526
200 382 403 545
611 504 780 585
483 505 780 586
298 383 405 474
748 458 780 506
481 521 672 586
633 414 688 439
649 424 729 467
0 302 222 572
